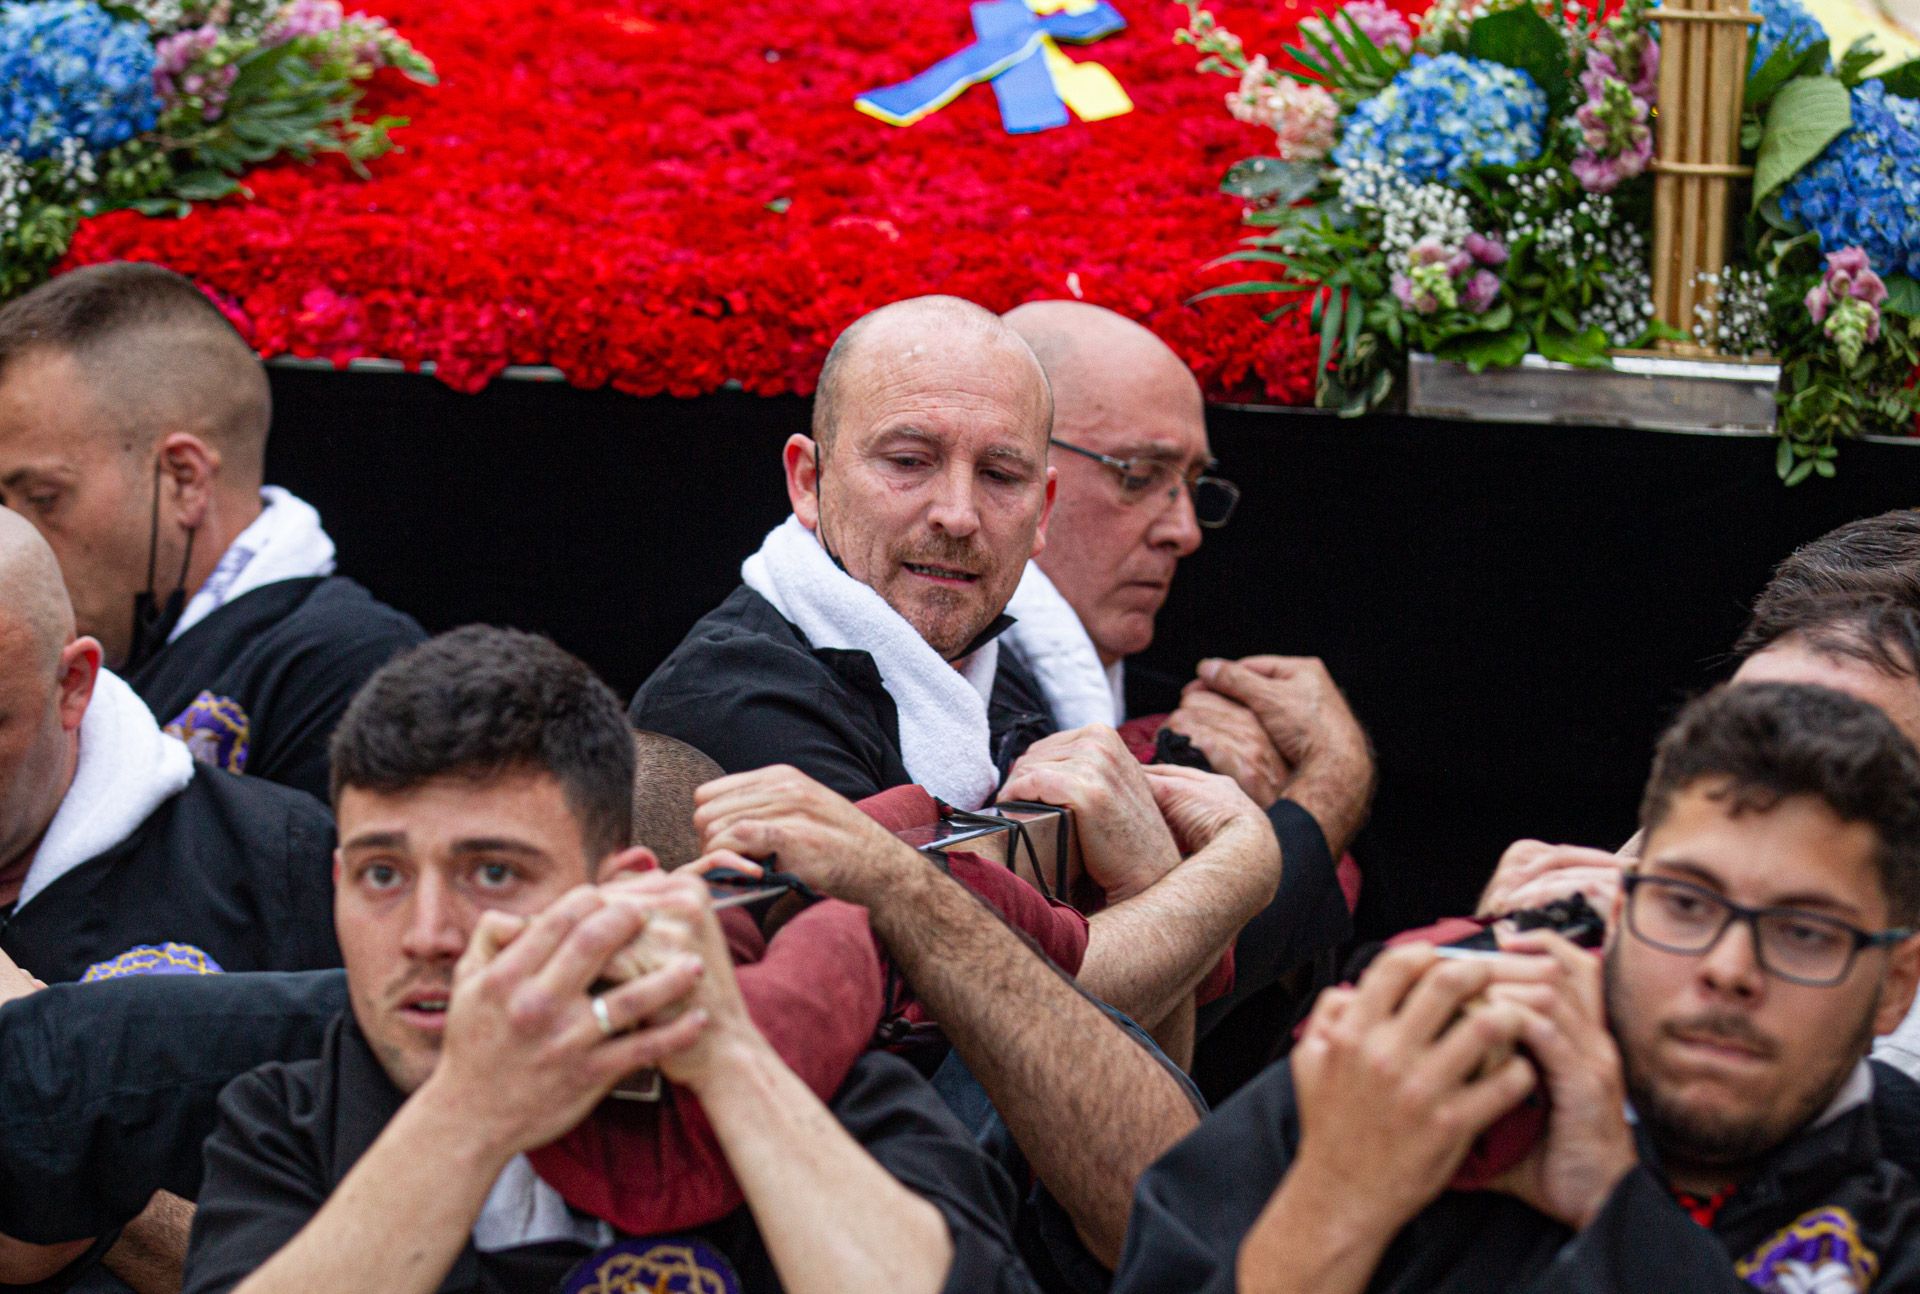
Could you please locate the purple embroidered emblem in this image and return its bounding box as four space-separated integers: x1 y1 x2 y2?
81 943 225 982
1736 1206 1878 1292
560 1237 743 1294
164 691 251 774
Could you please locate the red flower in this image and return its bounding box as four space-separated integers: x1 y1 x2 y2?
61 0 1340 403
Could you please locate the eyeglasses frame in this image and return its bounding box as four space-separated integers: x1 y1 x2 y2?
1047 437 1240 529
1621 871 1914 987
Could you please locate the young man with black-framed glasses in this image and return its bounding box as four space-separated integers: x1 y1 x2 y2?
1113 680 1920 1294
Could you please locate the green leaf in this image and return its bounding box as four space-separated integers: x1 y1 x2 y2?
1436 328 1531 371
1880 58 1920 98
1745 34 1807 107
1536 325 1613 367
1467 5 1572 114
1205 249 1299 268
1187 281 1307 303
1775 435 1794 478
1784 458 1816 485
166 169 240 202
1814 457 1838 478
1219 157 1323 204
1884 275 1920 317
1752 77 1851 207
1835 35 1882 87
1319 288 1346 375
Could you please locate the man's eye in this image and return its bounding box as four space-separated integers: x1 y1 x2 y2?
475 862 516 888
1119 465 1172 493
1778 920 1844 951
1660 889 1712 920
886 455 932 470
22 492 56 511
362 863 402 891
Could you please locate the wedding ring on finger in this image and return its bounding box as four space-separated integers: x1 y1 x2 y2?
591 992 618 1038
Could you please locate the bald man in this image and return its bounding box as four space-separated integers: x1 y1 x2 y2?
633 297 1293 1284
0 263 423 803
0 508 338 985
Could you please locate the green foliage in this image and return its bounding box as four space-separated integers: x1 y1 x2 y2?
1752 77 1851 207
1467 6 1573 116
1767 239 1920 484
1220 158 1323 205
1880 57 1920 97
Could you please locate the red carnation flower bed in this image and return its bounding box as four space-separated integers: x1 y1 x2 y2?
65 0 1374 401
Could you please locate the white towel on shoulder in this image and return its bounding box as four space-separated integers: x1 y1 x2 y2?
1003 562 1126 730
741 515 1000 810
16 668 195 910
172 486 339 641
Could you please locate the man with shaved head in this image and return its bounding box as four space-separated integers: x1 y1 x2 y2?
633 296 1289 1287
0 507 338 985
0 262 422 803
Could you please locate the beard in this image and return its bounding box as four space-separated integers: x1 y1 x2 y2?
1604 944 1878 1173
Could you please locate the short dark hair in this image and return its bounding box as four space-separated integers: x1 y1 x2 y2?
1641 682 1920 923
630 730 725 867
0 262 271 481
1736 590 1920 681
330 627 635 862
1738 511 1920 657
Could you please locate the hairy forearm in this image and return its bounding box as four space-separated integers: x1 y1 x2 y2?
697 1036 951 1294
868 864 1201 1267
104 1191 193 1294
1079 826 1280 1031
232 1091 504 1294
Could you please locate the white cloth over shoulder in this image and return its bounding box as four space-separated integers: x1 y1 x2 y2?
472 1156 612 1253
741 515 1001 810
1002 561 1125 731
171 486 339 642
16 668 195 910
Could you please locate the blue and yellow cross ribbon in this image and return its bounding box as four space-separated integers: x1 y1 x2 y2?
856 0 1133 133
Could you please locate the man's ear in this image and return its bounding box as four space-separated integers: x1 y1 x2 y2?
783 434 822 528
1875 929 1920 1037
54 636 101 734
599 845 662 884
156 432 220 533
1030 465 1058 557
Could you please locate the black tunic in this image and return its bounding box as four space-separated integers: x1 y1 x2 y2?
183 1013 1044 1294
0 769 340 985
630 585 1046 803
0 970 347 1246
128 577 424 803
1112 1056 1920 1294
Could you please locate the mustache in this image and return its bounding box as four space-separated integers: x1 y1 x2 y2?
1663 1011 1777 1058
383 967 454 1004
897 538 990 570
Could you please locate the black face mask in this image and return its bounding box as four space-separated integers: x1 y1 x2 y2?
124 462 195 674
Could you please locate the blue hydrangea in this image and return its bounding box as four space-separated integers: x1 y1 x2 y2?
1779 80 1920 278
0 1 160 161
1331 54 1548 185
1749 0 1828 72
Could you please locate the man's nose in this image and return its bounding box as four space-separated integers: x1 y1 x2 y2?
400 872 470 962
926 462 983 538
1697 917 1767 1000
1151 482 1204 558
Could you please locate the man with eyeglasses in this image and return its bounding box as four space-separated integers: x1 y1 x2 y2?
1112 680 1920 1293
1002 302 1375 1075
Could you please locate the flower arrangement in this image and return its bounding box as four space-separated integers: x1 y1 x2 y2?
0 0 433 298
1180 0 1920 480
55 0 1334 400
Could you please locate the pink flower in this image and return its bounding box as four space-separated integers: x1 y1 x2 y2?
1826 246 1870 278
1805 283 1831 323
1851 267 1888 307
1632 37 1659 100
1462 269 1501 313
1340 0 1414 55
1409 237 1451 266
1466 232 1507 265
1571 152 1624 193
